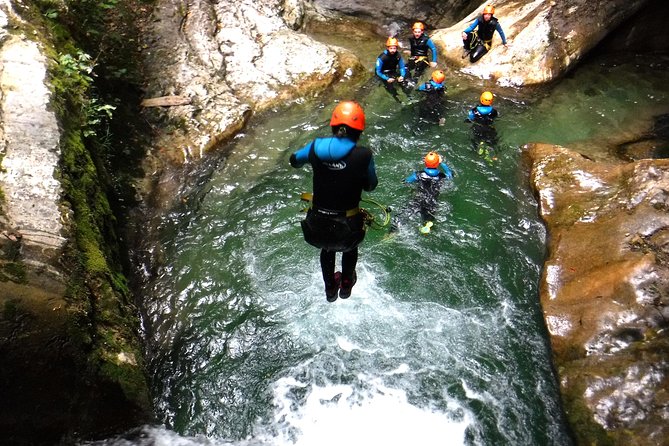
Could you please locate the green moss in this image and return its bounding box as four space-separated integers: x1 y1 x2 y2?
2 298 18 320
11 0 151 421
562 379 615 446
0 261 28 283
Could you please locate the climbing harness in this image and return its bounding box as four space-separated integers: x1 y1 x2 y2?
462 31 480 58
462 31 490 58
300 192 391 230
411 55 429 66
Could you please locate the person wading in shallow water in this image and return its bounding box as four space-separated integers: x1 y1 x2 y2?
416 69 447 125
461 4 507 63
375 37 407 101
467 91 499 164
290 101 378 302
404 21 438 82
403 151 453 234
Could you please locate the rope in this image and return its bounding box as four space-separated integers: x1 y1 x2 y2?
360 197 392 229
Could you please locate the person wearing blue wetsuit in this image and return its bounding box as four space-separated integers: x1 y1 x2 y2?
290 101 378 302
417 69 445 93
467 91 499 163
416 70 447 125
405 22 438 81
376 37 407 100
461 4 507 63
404 151 453 230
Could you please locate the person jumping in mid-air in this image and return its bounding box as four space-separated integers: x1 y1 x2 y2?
290 101 378 302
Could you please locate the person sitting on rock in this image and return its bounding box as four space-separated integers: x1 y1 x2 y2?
404 22 438 82
375 37 407 101
461 4 507 63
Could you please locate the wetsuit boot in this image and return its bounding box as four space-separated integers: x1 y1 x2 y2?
339 271 357 299
325 272 341 302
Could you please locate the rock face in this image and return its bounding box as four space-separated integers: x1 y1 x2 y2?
307 0 475 27
0 8 64 277
0 1 152 444
526 143 669 445
140 0 364 166
431 0 651 87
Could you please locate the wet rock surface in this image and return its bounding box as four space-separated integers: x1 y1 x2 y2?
526 143 669 445
431 0 652 87
140 0 364 163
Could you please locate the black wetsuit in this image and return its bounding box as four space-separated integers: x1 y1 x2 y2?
290 135 378 292
407 33 437 78
463 15 507 63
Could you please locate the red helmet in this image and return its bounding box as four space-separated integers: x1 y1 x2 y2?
424 151 441 169
483 4 495 15
431 70 445 84
386 37 399 48
330 101 366 131
412 22 425 31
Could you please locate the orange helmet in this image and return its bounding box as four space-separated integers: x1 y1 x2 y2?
412 22 425 31
386 37 399 48
480 91 494 105
483 4 495 15
431 70 445 84
330 101 366 131
424 151 441 169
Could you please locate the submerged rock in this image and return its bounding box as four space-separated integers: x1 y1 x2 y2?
525 143 669 445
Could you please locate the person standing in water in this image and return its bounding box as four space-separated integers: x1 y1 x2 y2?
467 91 499 164
290 101 378 302
405 21 438 82
416 69 447 125
404 151 453 234
376 37 407 101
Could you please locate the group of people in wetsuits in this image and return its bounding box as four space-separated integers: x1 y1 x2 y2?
290 5 505 302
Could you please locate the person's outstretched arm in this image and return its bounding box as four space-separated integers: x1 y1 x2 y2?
289 141 312 167
404 171 418 183
427 38 438 63
439 162 453 180
495 23 507 45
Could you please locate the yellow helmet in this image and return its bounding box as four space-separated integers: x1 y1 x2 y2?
483 4 495 14
386 37 399 48
480 91 494 106
424 151 441 169
330 101 365 131
412 22 425 31
431 70 445 84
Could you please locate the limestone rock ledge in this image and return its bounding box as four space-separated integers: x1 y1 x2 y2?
432 0 650 87
525 143 669 445
140 0 364 164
